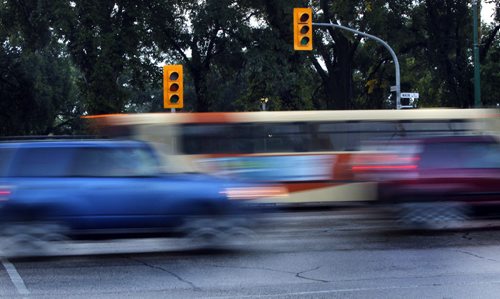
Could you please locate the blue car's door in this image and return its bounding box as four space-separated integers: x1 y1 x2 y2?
67 146 172 231
71 177 168 230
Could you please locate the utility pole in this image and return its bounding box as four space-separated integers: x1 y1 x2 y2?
472 0 482 107
312 22 402 109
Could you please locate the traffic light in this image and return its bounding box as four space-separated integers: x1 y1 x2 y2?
293 8 313 51
163 64 183 109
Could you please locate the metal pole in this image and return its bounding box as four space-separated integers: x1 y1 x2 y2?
472 0 482 107
313 22 401 109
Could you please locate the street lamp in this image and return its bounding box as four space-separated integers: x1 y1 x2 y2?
260 97 269 111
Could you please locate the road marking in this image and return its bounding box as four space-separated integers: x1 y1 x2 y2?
1 259 30 295
205 285 420 298
206 279 500 298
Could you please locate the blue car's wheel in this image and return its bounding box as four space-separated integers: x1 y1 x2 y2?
0 222 69 258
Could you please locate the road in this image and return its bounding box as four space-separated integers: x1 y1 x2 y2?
2 209 500 298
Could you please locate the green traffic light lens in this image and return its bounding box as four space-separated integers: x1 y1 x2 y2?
169 72 179 81
170 95 179 103
300 26 309 34
299 13 309 22
300 37 310 45
170 83 179 92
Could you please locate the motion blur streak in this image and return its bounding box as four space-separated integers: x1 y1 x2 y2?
0 139 259 258
351 165 418 172
354 135 500 230
85 108 499 206
221 186 289 200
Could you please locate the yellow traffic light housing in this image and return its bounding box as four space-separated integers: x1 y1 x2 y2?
163 64 184 109
293 8 313 51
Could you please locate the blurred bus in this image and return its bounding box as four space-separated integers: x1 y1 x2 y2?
84 109 499 206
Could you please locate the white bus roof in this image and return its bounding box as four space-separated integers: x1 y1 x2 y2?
84 108 499 126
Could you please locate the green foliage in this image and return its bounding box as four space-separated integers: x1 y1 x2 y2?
0 0 81 136
50 0 157 114
0 45 81 135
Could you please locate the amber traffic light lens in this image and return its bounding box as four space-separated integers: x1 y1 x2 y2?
169 72 179 81
170 95 179 103
300 26 309 34
300 37 310 45
299 13 309 22
169 83 179 92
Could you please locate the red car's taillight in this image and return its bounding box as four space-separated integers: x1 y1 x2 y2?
352 154 420 172
352 164 418 172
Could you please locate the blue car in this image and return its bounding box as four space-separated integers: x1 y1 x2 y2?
0 139 263 255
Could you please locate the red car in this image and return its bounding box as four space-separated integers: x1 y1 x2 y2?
356 135 500 228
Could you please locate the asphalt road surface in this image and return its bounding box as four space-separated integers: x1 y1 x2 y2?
2 209 500 299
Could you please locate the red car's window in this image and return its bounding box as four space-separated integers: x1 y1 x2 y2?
420 142 500 169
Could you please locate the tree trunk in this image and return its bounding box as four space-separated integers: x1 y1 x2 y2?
191 67 210 112
321 35 355 110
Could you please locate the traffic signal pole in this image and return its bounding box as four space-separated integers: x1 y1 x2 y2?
472 0 481 108
312 22 402 109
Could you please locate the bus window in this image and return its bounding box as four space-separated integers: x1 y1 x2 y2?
316 121 400 151
180 122 316 154
256 123 310 153
398 120 472 138
181 123 261 154
181 124 233 154
180 120 479 155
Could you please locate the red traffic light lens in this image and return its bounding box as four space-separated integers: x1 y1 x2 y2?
299 13 309 22
300 25 309 34
170 95 179 103
300 37 310 45
170 83 179 92
169 72 179 81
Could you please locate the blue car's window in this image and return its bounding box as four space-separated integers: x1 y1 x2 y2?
0 147 16 177
70 147 159 177
7 147 74 177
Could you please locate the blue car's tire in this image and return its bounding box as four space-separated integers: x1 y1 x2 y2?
0 222 69 258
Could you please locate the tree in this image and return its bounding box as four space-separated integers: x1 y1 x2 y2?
144 0 255 112
417 0 473 107
252 0 414 110
50 0 157 114
217 0 316 111
0 0 82 135
349 0 417 109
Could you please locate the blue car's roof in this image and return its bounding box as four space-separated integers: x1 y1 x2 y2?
0 139 148 148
